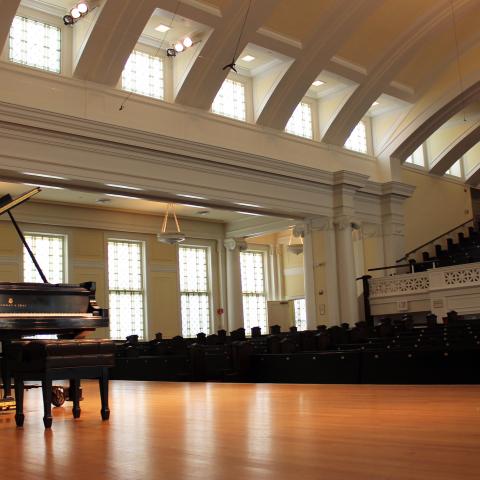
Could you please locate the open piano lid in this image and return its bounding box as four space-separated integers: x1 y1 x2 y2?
0 187 41 216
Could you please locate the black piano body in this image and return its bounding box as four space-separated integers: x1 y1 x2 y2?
0 281 109 397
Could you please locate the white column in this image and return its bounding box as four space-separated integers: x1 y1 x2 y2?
224 238 247 331
302 226 317 330
334 216 359 324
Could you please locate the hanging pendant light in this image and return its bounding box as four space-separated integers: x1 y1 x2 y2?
287 228 303 255
157 203 186 245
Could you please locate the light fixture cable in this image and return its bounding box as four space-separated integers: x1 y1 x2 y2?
222 0 252 73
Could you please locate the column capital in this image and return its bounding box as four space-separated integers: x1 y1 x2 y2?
309 216 335 231
224 238 248 252
333 215 361 231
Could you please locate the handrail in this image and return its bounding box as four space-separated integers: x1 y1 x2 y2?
396 217 474 263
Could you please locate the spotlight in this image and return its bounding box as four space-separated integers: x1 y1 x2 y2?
182 37 193 48
174 42 184 53
63 14 74 25
166 48 176 57
71 7 81 18
77 2 88 14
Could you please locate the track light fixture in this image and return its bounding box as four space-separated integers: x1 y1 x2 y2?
63 2 89 25
166 37 195 58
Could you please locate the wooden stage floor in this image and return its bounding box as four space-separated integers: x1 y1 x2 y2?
1 381 479 480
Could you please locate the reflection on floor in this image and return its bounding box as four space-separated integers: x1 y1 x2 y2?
1 381 479 480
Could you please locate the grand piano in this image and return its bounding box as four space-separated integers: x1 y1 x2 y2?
0 188 109 399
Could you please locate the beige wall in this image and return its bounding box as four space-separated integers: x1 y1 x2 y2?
0 201 226 340
402 167 472 254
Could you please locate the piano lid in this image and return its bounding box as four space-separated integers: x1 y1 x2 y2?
0 187 41 216
0 188 49 283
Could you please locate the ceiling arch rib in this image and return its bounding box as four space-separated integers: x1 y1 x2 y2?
429 121 480 176
321 0 475 147
255 0 380 129
174 0 280 110
73 0 158 85
0 0 20 52
390 78 480 162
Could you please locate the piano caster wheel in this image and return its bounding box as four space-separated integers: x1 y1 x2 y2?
101 409 110 421
51 386 65 407
43 417 52 429
15 413 24 427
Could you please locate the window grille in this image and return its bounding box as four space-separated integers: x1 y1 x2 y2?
9 16 61 73
212 79 246 121
240 251 267 333
122 50 164 100
446 160 462 178
24 234 65 284
108 240 145 340
294 298 307 331
344 121 368 154
179 246 212 337
285 102 313 139
405 146 425 166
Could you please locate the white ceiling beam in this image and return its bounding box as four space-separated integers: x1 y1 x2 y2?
174 0 280 110
430 122 480 175
389 76 480 162
73 0 158 85
0 0 20 52
255 0 380 129
321 0 475 147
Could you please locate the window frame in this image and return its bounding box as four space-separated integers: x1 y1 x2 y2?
178 243 214 337
8 13 64 75
240 247 270 334
211 75 250 122
106 237 147 340
293 297 307 331
22 232 67 284
404 144 426 169
445 158 464 179
285 100 315 140
121 48 165 101
343 118 371 155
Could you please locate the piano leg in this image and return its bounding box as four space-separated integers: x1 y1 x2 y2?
99 368 110 421
71 378 81 419
1 340 12 398
42 375 53 429
14 378 24 427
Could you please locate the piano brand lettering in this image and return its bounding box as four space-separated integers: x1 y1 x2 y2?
0 297 27 308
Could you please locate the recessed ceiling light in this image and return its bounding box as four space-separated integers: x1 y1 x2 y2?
372 101 380 106
23 172 66 180
176 194 206 200
105 193 140 200
155 24 170 33
236 211 263 216
235 202 262 208
24 183 64 190
105 183 143 191
241 55 255 62
182 204 204 209
312 80 325 87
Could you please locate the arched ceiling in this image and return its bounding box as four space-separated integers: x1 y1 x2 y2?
2 0 480 184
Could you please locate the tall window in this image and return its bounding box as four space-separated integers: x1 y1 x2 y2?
212 79 246 121
240 251 267 333
405 145 425 167
122 50 164 100
446 160 462 178
294 298 307 331
9 16 61 73
285 102 313 139
24 234 65 283
179 246 212 337
108 240 145 340
344 121 368 154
